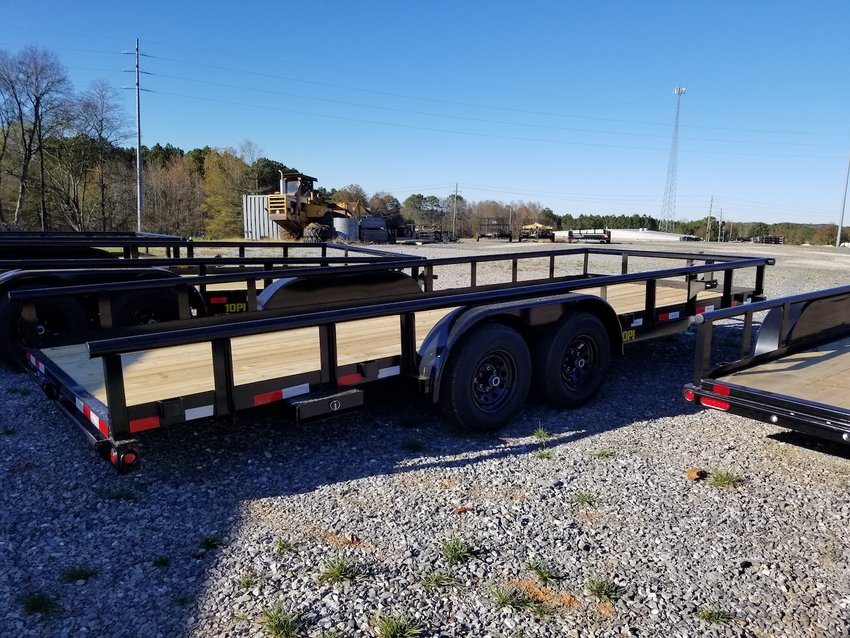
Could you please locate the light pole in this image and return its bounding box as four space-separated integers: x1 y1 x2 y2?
837 153 850 247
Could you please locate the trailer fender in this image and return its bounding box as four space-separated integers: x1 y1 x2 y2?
257 270 422 311
420 293 622 402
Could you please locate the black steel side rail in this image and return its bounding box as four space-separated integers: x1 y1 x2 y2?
691 284 850 384
87 257 773 359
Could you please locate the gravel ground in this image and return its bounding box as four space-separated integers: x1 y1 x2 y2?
1 240 850 638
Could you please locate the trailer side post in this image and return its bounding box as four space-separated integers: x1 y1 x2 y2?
693 321 713 385
319 324 339 386
211 338 235 416
722 270 733 307
102 354 130 438
399 313 417 375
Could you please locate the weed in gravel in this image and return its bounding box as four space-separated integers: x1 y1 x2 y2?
153 556 170 568
319 554 362 583
238 570 256 590
586 578 620 601
709 469 742 488
534 448 556 460
199 534 223 550
105 489 137 502
61 566 97 583
592 448 614 458
571 491 596 507
697 607 734 624
260 604 303 637
232 611 248 621
401 438 426 453
527 558 558 585
373 612 423 638
318 631 341 638
491 584 547 615
2 427 15 435
274 538 295 554
8 385 31 396
532 426 551 441
174 596 192 607
422 568 457 589
439 536 475 566
22 591 60 615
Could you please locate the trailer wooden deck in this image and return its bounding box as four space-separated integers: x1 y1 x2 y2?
41 281 725 409
717 335 850 410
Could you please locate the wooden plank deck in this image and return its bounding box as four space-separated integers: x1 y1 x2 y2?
717 335 850 410
41 281 722 409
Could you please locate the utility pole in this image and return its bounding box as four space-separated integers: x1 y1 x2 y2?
661 86 686 232
705 196 713 241
719 208 724 242
837 153 850 247
123 39 150 232
452 183 458 236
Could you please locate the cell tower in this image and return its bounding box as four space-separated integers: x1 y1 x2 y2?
660 86 686 232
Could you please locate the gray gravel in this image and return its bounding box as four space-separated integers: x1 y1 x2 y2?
1 240 850 637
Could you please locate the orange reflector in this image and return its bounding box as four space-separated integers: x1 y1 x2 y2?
712 384 731 396
700 396 730 411
683 389 695 402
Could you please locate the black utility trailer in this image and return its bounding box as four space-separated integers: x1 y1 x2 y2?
684 285 850 445
0 233 418 362
16 243 773 471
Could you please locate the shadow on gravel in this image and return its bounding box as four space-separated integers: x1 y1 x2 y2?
768 431 850 460
5 325 754 636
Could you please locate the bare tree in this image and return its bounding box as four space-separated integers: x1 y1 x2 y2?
78 80 128 229
0 47 71 228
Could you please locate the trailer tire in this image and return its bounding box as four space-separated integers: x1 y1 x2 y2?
440 323 531 433
110 289 180 327
0 287 88 363
533 312 610 409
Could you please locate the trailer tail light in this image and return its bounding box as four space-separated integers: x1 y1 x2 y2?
712 383 730 396
683 388 696 402
700 396 730 411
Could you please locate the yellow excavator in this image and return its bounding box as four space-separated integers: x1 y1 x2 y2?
267 172 366 241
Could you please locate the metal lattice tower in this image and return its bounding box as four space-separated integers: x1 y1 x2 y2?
661 86 686 232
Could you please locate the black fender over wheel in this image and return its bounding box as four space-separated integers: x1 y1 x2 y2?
110 289 180 327
0 286 88 363
533 312 611 409
439 323 532 432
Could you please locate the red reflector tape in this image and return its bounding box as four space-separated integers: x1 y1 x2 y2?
700 396 730 411
209 296 228 304
129 416 161 433
337 373 362 386
254 389 284 406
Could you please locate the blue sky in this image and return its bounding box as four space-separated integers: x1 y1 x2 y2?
4 0 850 224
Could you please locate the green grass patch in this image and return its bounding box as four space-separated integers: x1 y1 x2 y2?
104 489 137 502
439 536 475 566
571 491 596 507
586 578 620 601
319 554 362 583
527 558 558 585
401 438 426 453
199 534 223 550
422 568 457 589
153 556 170 568
709 469 742 488
22 591 60 615
532 426 551 441
534 449 556 460
373 612 423 638
696 607 734 624
274 538 296 554
61 566 97 583
260 604 303 637
592 448 614 458
491 584 547 615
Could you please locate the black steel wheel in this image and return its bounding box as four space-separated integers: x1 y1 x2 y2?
440 323 531 432
533 313 610 409
110 289 180 327
0 286 88 363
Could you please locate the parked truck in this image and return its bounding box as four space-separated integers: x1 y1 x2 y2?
684 284 850 445
11 237 773 471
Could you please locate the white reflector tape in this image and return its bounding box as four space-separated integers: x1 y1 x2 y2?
185 405 215 421
703 304 714 312
631 318 643 327
668 311 680 320
282 383 310 399
378 365 401 379
27 352 45 373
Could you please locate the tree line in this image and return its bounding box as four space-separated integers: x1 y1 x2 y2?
2 46 844 244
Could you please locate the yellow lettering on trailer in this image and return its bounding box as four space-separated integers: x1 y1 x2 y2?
622 329 636 342
226 302 247 313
